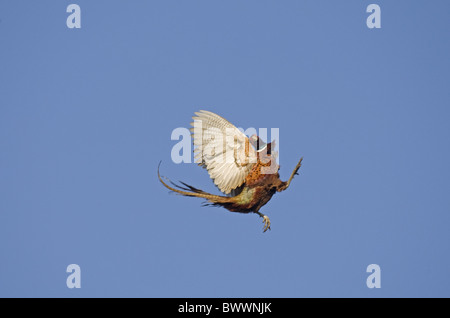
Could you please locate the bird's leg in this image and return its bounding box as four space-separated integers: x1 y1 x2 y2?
255 211 271 233
278 157 303 192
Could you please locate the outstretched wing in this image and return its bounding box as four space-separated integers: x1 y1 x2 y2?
190 110 257 194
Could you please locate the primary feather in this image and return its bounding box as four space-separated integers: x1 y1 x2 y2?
190 110 257 194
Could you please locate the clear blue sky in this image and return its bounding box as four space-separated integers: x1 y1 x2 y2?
1 1 449 297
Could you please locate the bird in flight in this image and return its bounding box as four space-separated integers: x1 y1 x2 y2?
158 110 303 232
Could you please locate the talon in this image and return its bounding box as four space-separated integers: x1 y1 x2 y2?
262 215 271 233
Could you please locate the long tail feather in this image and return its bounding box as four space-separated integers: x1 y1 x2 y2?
157 162 231 203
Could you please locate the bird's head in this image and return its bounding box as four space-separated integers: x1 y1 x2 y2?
249 134 267 152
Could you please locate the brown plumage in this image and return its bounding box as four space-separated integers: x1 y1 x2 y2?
158 110 303 232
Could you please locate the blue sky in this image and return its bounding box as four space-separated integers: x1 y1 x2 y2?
1 1 449 297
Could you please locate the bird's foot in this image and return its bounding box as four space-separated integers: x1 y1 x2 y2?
278 157 303 192
262 215 271 233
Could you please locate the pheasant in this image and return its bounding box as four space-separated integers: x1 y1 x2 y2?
158 110 303 232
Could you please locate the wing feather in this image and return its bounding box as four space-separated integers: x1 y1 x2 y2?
191 110 256 194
